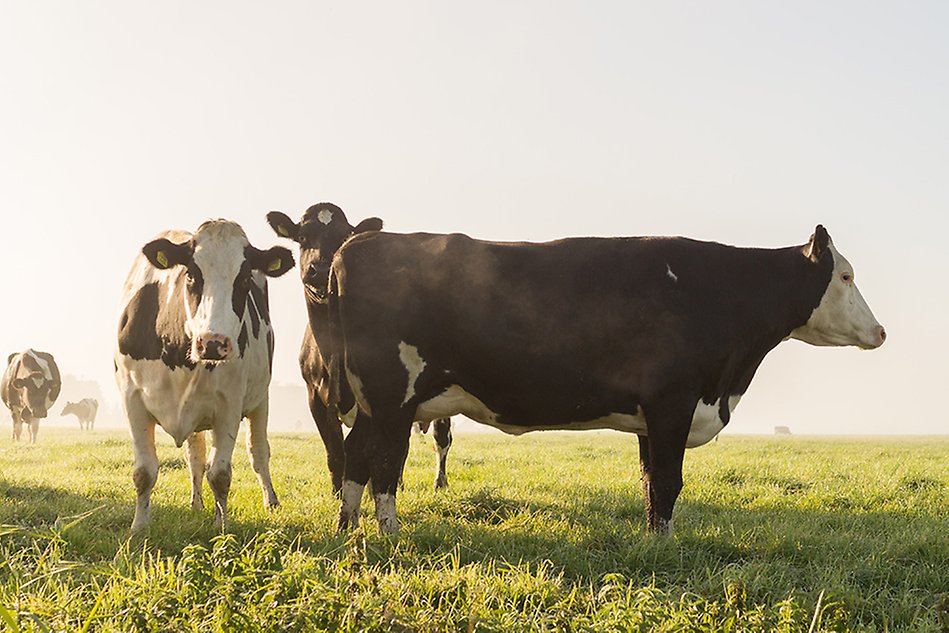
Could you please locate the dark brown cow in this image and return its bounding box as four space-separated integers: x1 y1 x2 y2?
268 203 453 493
326 226 885 536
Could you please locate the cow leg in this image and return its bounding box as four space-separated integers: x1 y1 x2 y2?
12 414 22 441
186 431 207 511
245 401 279 510
367 410 414 537
432 418 452 490
642 398 693 535
207 416 240 528
337 411 371 532
28 418 39 444
127 396 159 532
637 434 655 526
307 384 345 496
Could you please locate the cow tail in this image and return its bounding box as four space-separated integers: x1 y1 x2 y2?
326 260 343 429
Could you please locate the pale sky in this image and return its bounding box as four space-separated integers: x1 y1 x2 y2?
1 2 946 435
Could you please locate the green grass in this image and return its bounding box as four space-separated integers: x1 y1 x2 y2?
0 430 946 631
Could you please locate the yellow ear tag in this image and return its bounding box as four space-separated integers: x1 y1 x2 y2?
156 251 169 268
267 258 282 273
276 225 289 237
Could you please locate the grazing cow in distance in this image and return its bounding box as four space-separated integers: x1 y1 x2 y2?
115 219 294 530
326 225 885 536
268 203 457 493
62 398 99 431
2 350 61 443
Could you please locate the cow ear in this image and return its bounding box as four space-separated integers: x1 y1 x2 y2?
250 245 295 277
803 225 831 263
143 238 192 270
267 212 300 241
7 353 15 365
12 378 26 389
353 217 383 234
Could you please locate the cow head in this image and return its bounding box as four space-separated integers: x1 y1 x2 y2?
12 372 53 418
61 401 78 416
267 203 383 304
790 225 886 350
141 220 294 363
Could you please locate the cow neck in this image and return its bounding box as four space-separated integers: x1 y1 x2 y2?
701 245 833 404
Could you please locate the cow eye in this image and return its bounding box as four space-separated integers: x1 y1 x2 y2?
841 273 853 284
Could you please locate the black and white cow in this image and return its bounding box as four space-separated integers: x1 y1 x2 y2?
62 398 98 431
115 220 294 530
267 203 455 494
1 349 61 443
326 225 886 536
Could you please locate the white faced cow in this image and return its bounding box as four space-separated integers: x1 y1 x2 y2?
326 225 885 536
1 349 62 443
115 220 294 531
62 398 98 431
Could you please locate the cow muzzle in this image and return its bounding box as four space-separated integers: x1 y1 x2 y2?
861 325 887 350
195 333 233 361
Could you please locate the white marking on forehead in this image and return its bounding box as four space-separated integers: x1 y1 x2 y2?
666 264 678 283
399 342 426 405
32 376 44 389
318 209 333 225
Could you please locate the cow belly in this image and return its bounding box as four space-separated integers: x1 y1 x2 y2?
686 395 741 447
414 385 649 435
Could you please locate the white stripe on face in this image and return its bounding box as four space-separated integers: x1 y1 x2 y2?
791 242 884 349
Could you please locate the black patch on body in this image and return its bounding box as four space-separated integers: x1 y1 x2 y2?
238 324 249 357
118 280 199 370
331 232 834 431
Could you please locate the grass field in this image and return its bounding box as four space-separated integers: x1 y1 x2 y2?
0 429 946 632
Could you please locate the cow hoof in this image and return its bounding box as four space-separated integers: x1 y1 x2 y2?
434 478 448 490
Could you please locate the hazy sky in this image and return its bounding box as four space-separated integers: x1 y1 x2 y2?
1 2 946 435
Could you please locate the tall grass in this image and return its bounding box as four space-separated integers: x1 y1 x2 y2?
0 430 946 631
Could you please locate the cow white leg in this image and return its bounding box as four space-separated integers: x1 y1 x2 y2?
186 431 207 511
12 415 23 441
207 417 240 528
337 411 372 532
28 419 39 444
244 401 279 510
432 418 452 490
127 396 159 532
368 411 414 537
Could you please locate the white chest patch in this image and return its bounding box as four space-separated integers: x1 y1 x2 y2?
398 342 426 405
687 395 741 447
666 264 678 282
318 209 333 225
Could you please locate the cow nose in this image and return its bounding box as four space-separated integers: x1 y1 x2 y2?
876 325 887 346
304 263 330 287
196 334 232 361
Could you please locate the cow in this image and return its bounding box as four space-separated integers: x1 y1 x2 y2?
62 398 98 431
1 349 62 443
267 203 456 494
114 219 294 531
325 225 886 536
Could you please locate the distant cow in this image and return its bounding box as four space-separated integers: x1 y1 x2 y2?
2 350 61 443
115 220 294 530
267 203 455 495
326 225 885 536
774 426 792 436
62 398 98 431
